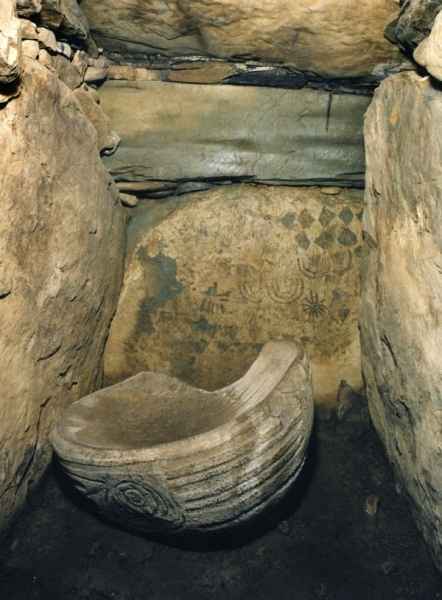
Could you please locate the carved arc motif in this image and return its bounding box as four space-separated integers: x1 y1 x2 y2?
238 264 262 303
238 263 304 305
298 250 353 280
267 271 304 304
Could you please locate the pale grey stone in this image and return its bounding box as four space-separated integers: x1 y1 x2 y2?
51 341 314 533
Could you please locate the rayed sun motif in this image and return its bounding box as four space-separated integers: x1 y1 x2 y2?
302 291 328 320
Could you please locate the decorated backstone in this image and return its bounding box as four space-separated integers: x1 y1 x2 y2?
105 185 364 407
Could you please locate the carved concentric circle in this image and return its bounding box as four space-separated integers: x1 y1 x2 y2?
105 474 185 533
111 479 155 510
65 465 185 534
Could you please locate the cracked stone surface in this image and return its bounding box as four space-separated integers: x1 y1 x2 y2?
0 58 126 532
361 71 442 571
81 0 401 78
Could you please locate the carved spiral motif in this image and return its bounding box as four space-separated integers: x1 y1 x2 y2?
107 475 185 532
110 478 159 511
65 466 185 534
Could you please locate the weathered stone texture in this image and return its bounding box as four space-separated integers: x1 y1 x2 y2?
0 0 21 85
99 81 370 190
414 10 442 80
53 341 314 533
81 0 401 78
72 84 120 154
16 0 42 19
105 185 363 407
38 0 90 44
387 0 442 52
361 71 442 569
0 59 126 531
51 53 83 88
22 38 39 59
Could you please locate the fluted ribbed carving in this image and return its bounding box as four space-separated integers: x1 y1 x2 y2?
51 341 313 533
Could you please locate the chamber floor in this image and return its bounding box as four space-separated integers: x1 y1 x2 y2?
0 401 440 600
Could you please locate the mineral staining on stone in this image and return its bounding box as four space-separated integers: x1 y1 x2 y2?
99 81 370 190
105 185 363 407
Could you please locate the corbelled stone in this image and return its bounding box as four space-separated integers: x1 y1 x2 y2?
166 62 238 84
52 54 83 88
414 10 442 80
99 81 370 189
0 59 126 532
22 39 39 59
104 185 363 407
16 0 42 18
0 0 21 85
361 71 442 571
81 0 401 78
37 26 57 52
19 18 38 41
72 84 120 154
38 0 90 44
386 0 442 52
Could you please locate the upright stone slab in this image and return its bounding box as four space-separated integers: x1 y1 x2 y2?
105 185 363 407
99 81 370 189
82 0 401 78
361 71 442 570
0 59 126 532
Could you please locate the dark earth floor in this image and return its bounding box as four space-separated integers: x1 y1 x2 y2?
1 402 441 600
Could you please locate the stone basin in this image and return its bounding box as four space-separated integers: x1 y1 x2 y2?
51 340 314 534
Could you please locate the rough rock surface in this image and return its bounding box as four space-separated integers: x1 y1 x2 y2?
99 81 370 190
414 10 442 80
19 17 39 40
16 0 42 19
361 71 442 569
38 0 89 45
51 53 83 88
72 84 120 154
105 185 363 407
22 38 39 59
0 58 126 532
81 0 401 78
386 0 442 52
